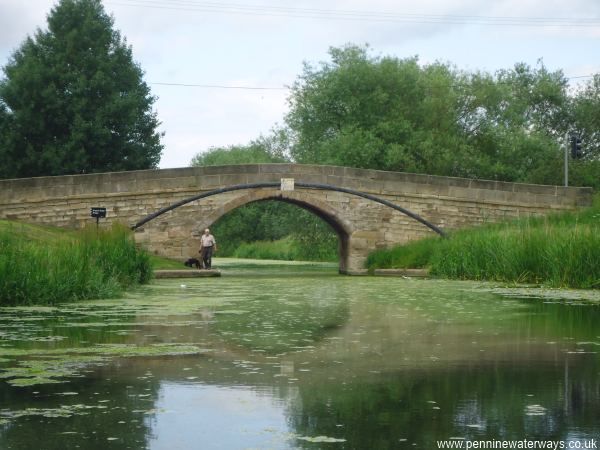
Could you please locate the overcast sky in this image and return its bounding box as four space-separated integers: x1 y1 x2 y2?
1 0 599 168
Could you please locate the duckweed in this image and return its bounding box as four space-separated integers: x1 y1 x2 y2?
0 345 205 386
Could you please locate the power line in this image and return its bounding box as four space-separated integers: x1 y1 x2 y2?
106 0 600 28
150 82 287 90
149 74 596 91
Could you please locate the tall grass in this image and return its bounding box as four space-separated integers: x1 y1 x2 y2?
366 196 600 289
365 237 436 269
0 223 152 305
232 235 337 262
233 237 299 261
430 222 600 288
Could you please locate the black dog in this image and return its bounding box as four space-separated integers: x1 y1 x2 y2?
184 258 202 269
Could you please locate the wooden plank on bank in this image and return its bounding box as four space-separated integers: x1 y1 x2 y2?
154 270 221 278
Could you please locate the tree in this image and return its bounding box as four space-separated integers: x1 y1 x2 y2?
572 74 600 161
0 0 163 178
0 101 15 179
285 45 473 177
190 142 284 167
461 62 570 181
285 45 577 183
190 126 290 166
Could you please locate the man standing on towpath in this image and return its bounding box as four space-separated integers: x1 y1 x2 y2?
200 228 217 269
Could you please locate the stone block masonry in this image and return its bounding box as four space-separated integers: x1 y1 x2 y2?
0 164 592 274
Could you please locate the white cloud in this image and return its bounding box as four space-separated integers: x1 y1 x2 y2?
0 1 54 60
2 0 600 168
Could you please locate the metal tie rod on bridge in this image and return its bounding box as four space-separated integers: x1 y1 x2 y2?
130 182 447 238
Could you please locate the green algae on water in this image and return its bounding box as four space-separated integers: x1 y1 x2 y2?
0 344 206 386
0 403 111 423
8 377 67 387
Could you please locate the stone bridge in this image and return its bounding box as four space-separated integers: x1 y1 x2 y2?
0 164 592 274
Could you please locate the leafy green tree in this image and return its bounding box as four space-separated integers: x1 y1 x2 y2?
526 154 600 190
190 126 291 166
285 45 473 176
190 143 282 166
0 0 163 178
572 74 600 161
0 102 15 179
285 45 578 183
462 62 570 181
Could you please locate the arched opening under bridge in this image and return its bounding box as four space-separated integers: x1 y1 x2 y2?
195 190 353 273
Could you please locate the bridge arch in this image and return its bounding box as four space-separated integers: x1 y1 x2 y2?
130 181 449 273
131 181 446 237
196 189 354 272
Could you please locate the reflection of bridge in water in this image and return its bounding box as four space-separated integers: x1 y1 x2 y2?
0 164 592 273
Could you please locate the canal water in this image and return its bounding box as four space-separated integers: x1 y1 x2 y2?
0 259 599 449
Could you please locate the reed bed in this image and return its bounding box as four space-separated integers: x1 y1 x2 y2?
0 223 152 305
367 197 600 289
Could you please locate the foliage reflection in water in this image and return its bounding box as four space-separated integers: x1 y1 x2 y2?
0 259 599 449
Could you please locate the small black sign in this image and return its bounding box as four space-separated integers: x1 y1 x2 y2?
90 207 107 218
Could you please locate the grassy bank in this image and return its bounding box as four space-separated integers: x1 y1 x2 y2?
0 221 152 305
366 195 600 289
231 235 337 262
